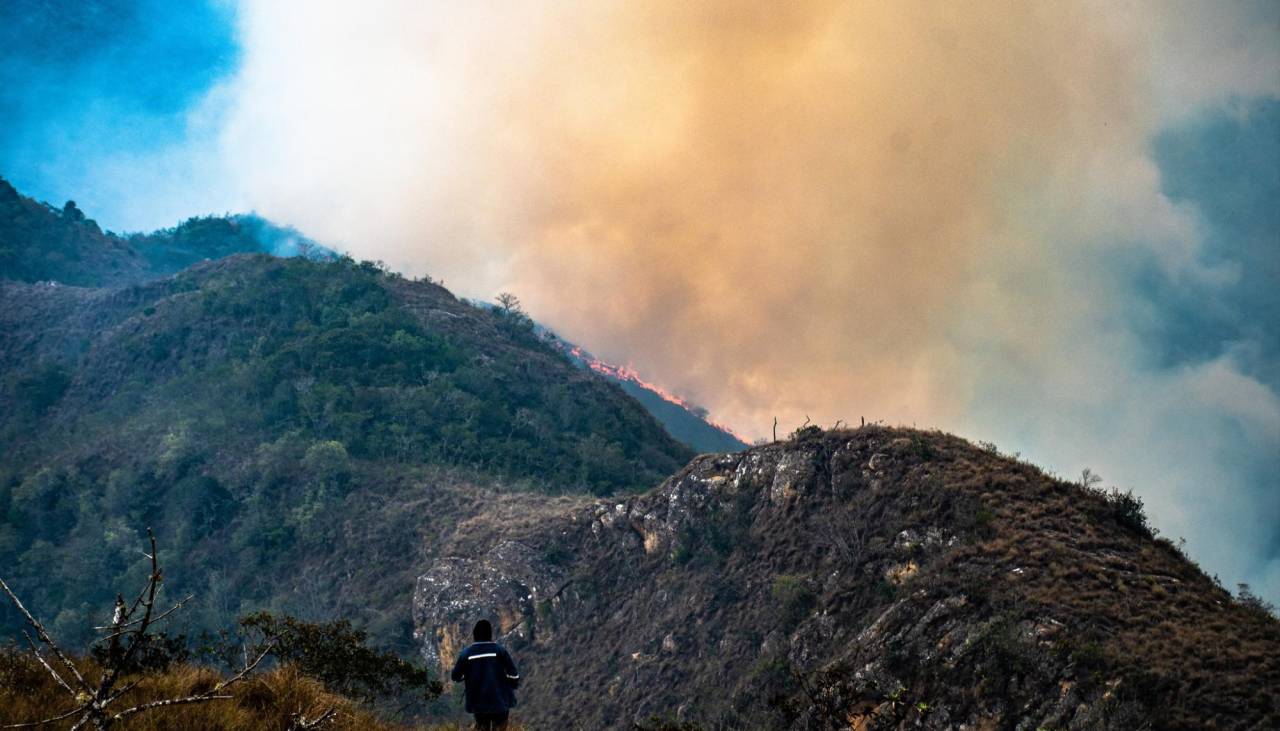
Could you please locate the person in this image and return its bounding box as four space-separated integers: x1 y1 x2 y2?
451 619 520 730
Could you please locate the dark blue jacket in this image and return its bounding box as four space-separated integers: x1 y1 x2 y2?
451 641 519 714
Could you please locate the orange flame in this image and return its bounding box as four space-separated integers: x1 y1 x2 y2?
557 342 750 444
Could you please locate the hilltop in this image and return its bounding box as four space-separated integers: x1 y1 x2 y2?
414 427 1280 730
0 176 334 287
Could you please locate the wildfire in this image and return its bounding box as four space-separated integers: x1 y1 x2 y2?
557 342 750 443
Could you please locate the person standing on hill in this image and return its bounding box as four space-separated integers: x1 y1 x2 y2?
451 619 520 730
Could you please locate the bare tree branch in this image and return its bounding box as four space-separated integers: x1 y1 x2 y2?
1 704 85 728
4 528 274 730
95 594 194 639
113 529 162 676
108 694 234 720
108 637 275 723
103 679 141 706
214 639 275 693
96 528 163 705
0 576 93 694
21 630 75 698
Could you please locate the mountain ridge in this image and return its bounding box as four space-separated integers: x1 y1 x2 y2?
0 175 747 454
0 175 335 288
413 426 1280 730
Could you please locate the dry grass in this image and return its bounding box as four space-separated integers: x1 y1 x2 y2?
870 427 1280 729
0 650 524 730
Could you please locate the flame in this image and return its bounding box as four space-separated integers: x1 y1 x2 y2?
555 341 750 444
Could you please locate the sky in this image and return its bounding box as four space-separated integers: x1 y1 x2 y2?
2 0 1277 603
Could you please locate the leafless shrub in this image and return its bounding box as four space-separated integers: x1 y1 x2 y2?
0 528 277 730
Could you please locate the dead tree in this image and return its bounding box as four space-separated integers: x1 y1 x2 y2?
0 528 273 730
494 291 522 315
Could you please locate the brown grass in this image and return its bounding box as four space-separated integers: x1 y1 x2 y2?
0 650 523 730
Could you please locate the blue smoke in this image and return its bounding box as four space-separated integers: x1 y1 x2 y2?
233 214 339 261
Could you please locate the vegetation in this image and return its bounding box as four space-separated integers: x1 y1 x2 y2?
671 488 755 567
0 178 693 728
232 612 442 705
0 529 453 729
0 654 511 731
6 178 1276 728
0 250 690 650
1 530 272 729
769 575 816 626
1236 583 1278 622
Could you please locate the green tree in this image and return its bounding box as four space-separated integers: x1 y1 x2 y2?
236 612 442 705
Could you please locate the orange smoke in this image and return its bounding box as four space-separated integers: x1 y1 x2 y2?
482 1 1142 437
226 2 1205 439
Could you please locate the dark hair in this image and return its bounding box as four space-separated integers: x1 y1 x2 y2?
473 619 493 642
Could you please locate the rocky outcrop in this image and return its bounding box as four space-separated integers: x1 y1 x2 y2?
412 428 1280 730
413 540 567 670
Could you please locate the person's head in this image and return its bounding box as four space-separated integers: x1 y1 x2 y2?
473 619 493 642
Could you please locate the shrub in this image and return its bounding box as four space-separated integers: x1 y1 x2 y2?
790 425 824 442
541 540 572 566
771 575 817 626
1103 488 1153 537
874 579 897 601
1079 472 1153 537
910 435 935 461
671 525 697 565
972 616 1047 694
235 612 442 705
1236 584 1278 621
89 631 191 674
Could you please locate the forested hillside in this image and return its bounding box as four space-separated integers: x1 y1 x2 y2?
0 247 692 651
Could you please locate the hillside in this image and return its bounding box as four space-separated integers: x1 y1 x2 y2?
413 427 1280 730
0 175 334 287
0 251 693 651
614 378 747 454
552 341 749 454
